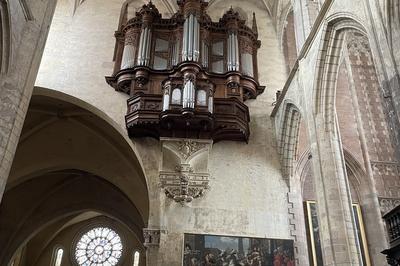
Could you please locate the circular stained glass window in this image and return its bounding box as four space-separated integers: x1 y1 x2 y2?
75 227 123 266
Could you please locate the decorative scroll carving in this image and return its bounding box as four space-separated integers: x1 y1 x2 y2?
143 228 161 247
159 138 212 203
124 28 139 46
371 161 400 198
379 197 400 214
177 139 206 160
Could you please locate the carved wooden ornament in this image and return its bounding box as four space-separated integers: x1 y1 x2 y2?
106 0 265 142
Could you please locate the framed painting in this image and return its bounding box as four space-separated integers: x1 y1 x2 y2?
305 201 370 266
183 233 295 266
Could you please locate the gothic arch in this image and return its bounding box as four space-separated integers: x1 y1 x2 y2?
311 15 390 264
8 86 150 218
312 15 368 128
0 171 146 266
280 6 297 74
277 101 302 184
297 148 365 202
0 87 151 265
0 0 11 74
277 1 293 48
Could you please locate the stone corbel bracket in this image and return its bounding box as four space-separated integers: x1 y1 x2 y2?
159 138 212 203
143 228 161 247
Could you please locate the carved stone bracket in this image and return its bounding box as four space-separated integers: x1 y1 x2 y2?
159 138 212 203
143 228 161 247
379 197 400 214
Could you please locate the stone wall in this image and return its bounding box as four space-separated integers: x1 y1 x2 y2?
35 0 292 265
272 0 400 264
1 0 400 265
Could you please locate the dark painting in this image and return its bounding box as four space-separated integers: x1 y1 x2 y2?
183 233 295 266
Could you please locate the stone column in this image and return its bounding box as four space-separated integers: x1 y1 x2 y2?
291 0 311 53
308 113 362 265
0 0 57 202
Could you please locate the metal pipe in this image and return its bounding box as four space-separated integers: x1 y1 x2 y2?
228 33 233 71
182 19 188 61
141 27 148 65
188 14 194 61
234 33 239 70
137 28 144 65
183 82 187 108
163 89 170 111
194 17 199 61
121 44 135 69
208 96 213 113
145 28 152 66
190 81 194 108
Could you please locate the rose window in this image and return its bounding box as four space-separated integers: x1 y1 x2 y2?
75 227 123 266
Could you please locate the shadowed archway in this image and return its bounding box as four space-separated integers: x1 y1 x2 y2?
0 87 150 266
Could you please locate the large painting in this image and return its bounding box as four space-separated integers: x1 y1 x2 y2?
183 233 295 266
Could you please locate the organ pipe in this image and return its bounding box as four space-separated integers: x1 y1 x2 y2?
182 14 199 62
163 84 171 111
137 27 152 66
234 34 239 69
202 41 208 67
121 42 135 69
183 79 195 109
227 32 239 71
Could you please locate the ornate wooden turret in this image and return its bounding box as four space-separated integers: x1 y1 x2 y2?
106 0 264 142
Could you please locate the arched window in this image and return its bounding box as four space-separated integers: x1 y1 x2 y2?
53 247 63 266
133 250 140 266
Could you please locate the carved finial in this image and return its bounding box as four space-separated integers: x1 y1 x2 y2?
252 12 258 35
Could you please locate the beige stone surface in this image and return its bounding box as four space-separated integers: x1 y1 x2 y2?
1 0 399 265
35 0 292 264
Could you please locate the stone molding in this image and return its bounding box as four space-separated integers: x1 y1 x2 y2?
159 138 212 203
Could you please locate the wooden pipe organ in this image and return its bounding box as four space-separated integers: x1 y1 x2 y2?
106 0 265 142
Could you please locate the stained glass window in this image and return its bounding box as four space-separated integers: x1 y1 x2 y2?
75 227 123 266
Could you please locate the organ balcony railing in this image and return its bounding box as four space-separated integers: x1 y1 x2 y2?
382 205 400 265
106 0 265 142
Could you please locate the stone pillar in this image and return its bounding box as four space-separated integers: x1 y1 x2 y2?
0 0 57 202
288 189 310 266
308 113 362 265
291 0 311 53
143 228 161 266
